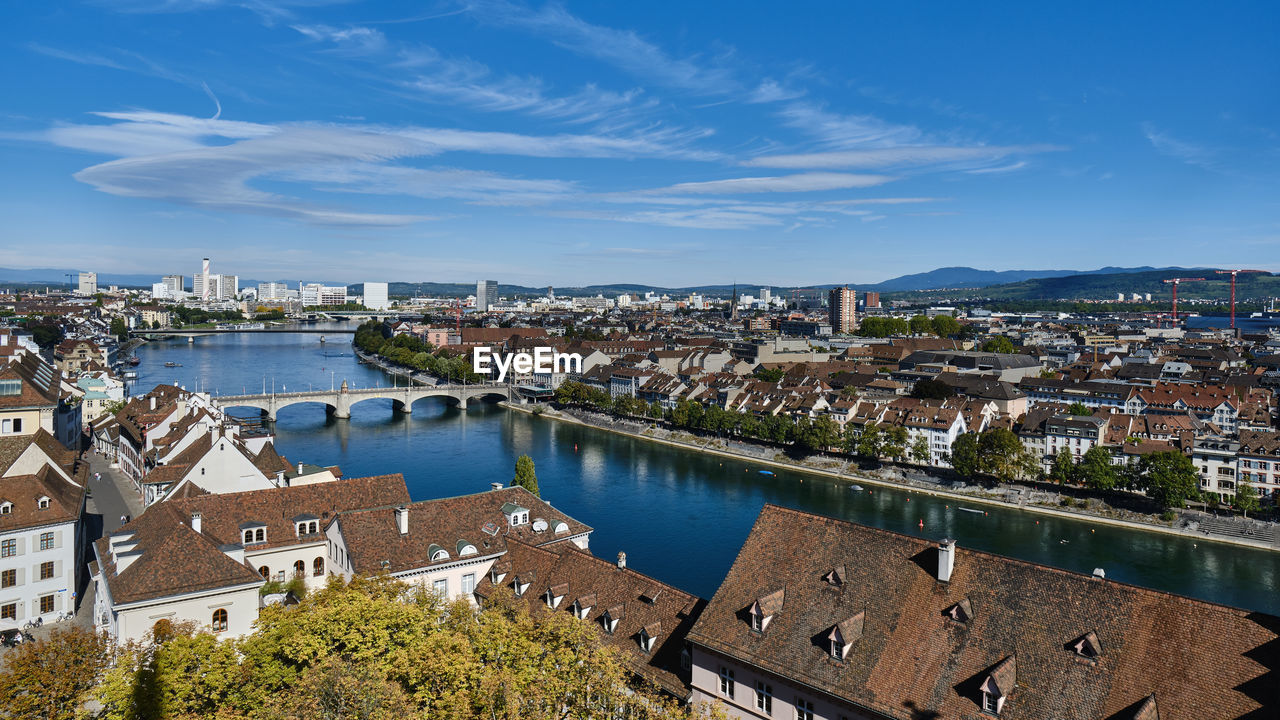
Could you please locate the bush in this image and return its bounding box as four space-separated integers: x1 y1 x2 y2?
1160 510 1177 522
1060 496 1075 507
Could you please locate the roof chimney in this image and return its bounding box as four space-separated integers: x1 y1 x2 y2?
395 505 409 535
298 462 304 474
617 551 627 570
191 511 202 534
150 396 156 410
490 482 503 491
937 539 955 582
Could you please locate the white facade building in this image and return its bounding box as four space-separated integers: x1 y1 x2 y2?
364 282 390 310
76 272 97 296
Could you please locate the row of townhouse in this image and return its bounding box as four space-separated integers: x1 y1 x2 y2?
0 348 81 450
0 429 88 629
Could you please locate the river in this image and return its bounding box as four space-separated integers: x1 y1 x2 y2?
128 323 1280 613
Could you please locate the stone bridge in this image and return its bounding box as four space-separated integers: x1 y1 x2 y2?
217 380 515 420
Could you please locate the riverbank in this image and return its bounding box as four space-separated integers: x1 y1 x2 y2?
503 401 1280 553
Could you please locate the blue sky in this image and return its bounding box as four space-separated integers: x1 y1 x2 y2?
1 1 1277 286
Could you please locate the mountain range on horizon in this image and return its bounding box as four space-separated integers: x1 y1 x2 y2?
0 265 1205 295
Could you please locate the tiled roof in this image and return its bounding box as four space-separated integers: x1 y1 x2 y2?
476 539 705 698
0 464 85 533
336 486 591 575
687 504 1278 719
0 353 61 409
94 504 263 605
169 473 411 550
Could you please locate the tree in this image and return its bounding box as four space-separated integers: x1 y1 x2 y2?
754 366 784 382
853 423 883 459
1048 451 1076 485
981 335 1015 354
882 426 909 462
510 454 540 497
930 315 961 337
909 436 931 465
0 626 113 720
910 378 954 400
1066 402 1093 416
110 316 129 340
796 416 840 454
1077 446 1118 491
908 315 933 335
949 433 980 477
1235 482 1260 519
977 428 1033 483
1137 451 1200 509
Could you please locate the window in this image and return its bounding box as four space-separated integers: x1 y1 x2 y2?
40 561 54 580
0 502 9 515
794 697 814 720
433 578 448 597
1 569 14 588
462 573 476 596
39 532 54 551
293 560 305 577
751 610 764 632
1 603 14 620
212 608 228 632
982 692 1000 714
755 681 773 713
259 566 270 579
1 539 15 558
256 528 265 543
718 667 734 699
36 495 49 509
831 638 844 659
40 594 54 614
313 557 324 577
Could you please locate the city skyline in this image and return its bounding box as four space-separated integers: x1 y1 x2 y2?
2 1 1278 284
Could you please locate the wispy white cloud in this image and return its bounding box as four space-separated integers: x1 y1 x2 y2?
777 101 923 149
27 110 719 226
26 43 129 71
1141 122 1221 172
630 172 895 196
748 79 805 104
965 161 1027 174
464 0 737 95
743 144 1063 170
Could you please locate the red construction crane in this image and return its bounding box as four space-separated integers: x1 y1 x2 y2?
1162 277 1205 324
1214 269 1264 329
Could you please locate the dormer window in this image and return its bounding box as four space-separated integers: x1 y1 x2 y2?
946 598 973 624
601 605 623 634
0 502 10 515
513 575 531 597
428 544 450 562
37 496 50 510
980 656 1016 716
294 519 320 536
571 594 596 619
545 583 568 609
822 566 845 587
748 588 785 633
1071 631 1102 661
827 611 863 661
490 566 508 585
241 523 266 545
640 622 660 653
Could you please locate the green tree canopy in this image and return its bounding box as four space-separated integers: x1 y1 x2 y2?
1235 482 1260 519
908 315 933 334
1066 402 1093 416
0 627 112 720
1137 451 1200 509
1048 451 1075 485
949 432 980 477
1077 446 1119 491
981 335 1016 354
910 378 954 400
511 454 540 497
930 315 961 337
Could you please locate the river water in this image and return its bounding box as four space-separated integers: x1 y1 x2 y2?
129 324 1280 612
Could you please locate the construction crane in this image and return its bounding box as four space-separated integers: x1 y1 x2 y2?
1214 269 1265 329
1162 277 1205 324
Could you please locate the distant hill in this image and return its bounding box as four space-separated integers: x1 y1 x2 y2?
864 266 1191 292
909 268 1280 302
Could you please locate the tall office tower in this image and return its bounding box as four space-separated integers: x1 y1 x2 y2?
76 272 97 296
218 274 238 300
476 280 498 312
828 286 857 334
759 287 771 305
863 291 881 309
163 275 185 295
364 282 389 310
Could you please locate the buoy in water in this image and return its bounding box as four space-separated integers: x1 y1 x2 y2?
918 518 924 529
574 444 578 452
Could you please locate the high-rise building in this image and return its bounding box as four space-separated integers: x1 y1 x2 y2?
828 286 857 334
364 282 389 310
300 283 348 306
76 272 97 296
196 258 212 302
863 291 880 309
257 282 288 301
218 274 238 300
162 275 185 296
476 280 498 312
759 287 771 305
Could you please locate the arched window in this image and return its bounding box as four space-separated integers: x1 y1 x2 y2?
293 560 305 577
313 557 324 577
243 530 253 544
254 528 265 543
212 608 228 632
259 566 270 579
